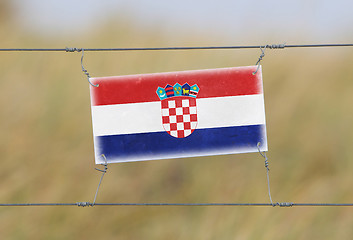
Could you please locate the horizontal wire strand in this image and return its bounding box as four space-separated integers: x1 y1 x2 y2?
0 43 353 52
1 202 353 207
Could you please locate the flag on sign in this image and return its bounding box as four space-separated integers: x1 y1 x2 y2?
90 66 267 164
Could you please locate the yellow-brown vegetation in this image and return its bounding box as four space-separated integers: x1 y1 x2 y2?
1 7 353 240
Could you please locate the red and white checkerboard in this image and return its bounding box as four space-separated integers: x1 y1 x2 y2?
161 97 198 138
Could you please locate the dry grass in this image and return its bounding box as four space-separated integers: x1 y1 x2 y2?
1 16 353 240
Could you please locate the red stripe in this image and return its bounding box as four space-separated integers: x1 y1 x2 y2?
90 66 262 106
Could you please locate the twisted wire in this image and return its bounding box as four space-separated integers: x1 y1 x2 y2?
257 143 273 205
80 49 99 87
92 155 108 205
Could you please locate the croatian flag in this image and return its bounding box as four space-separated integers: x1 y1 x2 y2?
90 66 267 164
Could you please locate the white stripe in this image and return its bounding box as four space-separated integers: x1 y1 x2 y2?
197 95 266 129
91 101 163 136
91 94 266 136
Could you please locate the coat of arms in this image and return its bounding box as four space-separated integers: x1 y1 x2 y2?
156 83 200 138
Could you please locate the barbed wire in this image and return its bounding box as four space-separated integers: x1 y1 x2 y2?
0 43 352 52
0 202 353 207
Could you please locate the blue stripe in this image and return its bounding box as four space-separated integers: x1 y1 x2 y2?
95 125 266 162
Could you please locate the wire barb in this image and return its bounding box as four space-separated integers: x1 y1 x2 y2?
276 202 294 207
266 43 286 49
92 154 108 206
80 49 99 87
76 202 93 207
65 47 82 53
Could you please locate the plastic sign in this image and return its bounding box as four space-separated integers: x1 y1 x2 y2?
90 66 267 164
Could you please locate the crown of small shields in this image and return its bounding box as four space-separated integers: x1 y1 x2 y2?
156 83 199 100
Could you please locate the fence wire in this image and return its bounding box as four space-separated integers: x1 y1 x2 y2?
0 43 352 52
1 202 353 207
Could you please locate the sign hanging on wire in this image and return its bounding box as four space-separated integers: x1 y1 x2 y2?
89 66 267 164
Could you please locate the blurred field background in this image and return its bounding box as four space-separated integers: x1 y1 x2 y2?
1 0 353 239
